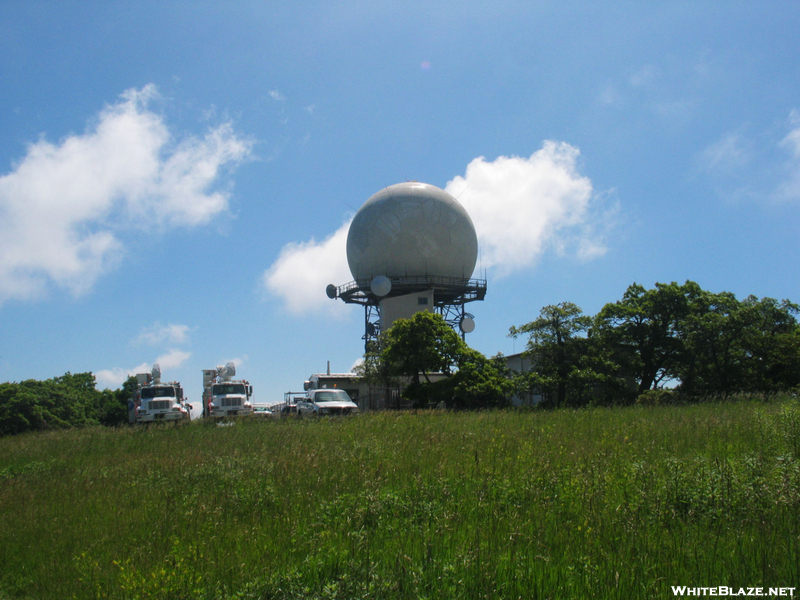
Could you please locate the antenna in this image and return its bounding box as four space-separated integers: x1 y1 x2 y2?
217 362 236 381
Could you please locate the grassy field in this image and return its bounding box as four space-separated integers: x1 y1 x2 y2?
0 397 798 599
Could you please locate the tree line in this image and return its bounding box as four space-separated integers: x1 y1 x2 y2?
512 281 800 407
3 280 798 436
0 373 136 436
371 280 800 409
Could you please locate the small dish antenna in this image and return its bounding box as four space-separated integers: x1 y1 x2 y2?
459 316 475 334
370 275 392 297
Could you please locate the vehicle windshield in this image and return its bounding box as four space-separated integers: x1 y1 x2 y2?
213 384 246 395
141 386 176 399
312 390 352 403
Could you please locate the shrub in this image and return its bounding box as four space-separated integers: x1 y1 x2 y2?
636 388 677 406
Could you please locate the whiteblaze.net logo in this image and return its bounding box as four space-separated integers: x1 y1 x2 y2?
672 587 796 597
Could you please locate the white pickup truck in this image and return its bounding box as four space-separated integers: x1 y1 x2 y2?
295 389 359 417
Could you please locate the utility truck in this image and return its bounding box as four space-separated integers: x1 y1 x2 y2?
127 364 191 424
202 362 254 419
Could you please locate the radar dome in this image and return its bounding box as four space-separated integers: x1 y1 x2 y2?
346 182 478 281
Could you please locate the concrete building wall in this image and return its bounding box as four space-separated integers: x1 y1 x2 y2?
503 352 543 407
379 290 434 333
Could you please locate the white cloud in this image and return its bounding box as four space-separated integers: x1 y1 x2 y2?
261 141 611 315
95 365 148 389
699 131 752 172
700 111 800 203
630 65 657 88
269 90 286 101
262 221 352 315
777 110 800 201
157 349 192 370
446 142 605 275
782 110 800 157
95 348 192 389
135 322 191 346
214 355 249 371
0 84 252 305
597 83 622 106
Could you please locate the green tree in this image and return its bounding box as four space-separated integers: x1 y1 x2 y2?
443 349 514 410
20 374 98 427
0 372 100 436
0 371 139 436
740 297 800 392
98 375 139 426
510 302 620 407
595 281 702 393
354 346 397 388
382 311 466 386
0 384 51 435
380 311 513 409
678 293 800 395
677 290 747 395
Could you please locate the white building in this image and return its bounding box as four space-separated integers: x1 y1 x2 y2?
503 352 543 407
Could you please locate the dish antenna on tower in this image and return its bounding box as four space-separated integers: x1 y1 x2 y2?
370 276 392 297
459 315 476 334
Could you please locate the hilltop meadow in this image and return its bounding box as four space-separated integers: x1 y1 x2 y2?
0 397 798 600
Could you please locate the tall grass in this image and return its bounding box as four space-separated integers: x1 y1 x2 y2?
0 397 798 599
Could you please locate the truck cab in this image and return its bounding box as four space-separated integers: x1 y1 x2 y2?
128 364 191 424
136 384 190 422
202 363 254 418
296 388 359 417
207 381 254 418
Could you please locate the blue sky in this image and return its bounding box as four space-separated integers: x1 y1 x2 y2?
2 2 799 407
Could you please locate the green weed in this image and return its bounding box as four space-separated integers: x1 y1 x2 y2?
0 397 798 599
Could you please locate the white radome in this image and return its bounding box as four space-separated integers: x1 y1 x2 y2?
346 182 478 281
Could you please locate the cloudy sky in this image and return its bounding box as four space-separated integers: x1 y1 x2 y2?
2 2 799 406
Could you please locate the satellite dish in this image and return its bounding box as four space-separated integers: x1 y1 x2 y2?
326 284 337 299
217 362 236 381
366 322 376 336
459 317 475 333
151 364 162 384
370 275 392 297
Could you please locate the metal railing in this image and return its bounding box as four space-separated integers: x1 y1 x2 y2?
335 275 487 305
